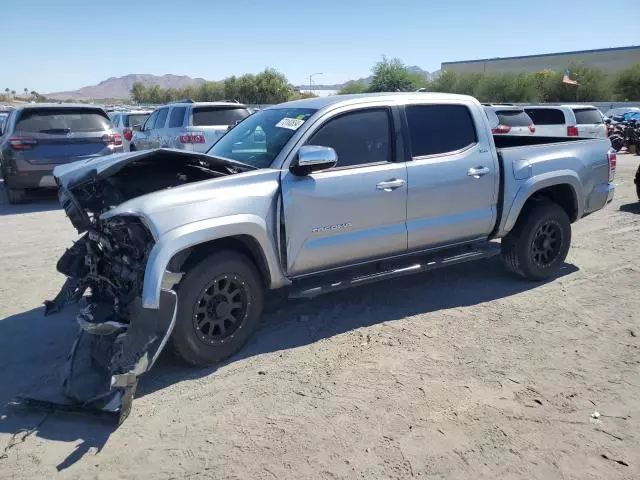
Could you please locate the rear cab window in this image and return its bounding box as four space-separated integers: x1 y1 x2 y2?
15 108 111 133
524 108 566 125
192 106 250 126
405 104 477 157
572 108 603 124
495 109 533 127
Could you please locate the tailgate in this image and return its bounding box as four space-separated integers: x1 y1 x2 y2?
20 132 109 164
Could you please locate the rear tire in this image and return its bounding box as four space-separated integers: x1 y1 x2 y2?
6 188 26 204
501 202 571 280
170 251 264 365
2 168 26 204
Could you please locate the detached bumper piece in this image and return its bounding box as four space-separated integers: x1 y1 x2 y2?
12 290 177 425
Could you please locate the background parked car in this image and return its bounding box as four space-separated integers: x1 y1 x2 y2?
604 107 640 121
524 105 607 138
0 104 122 203
109 110 152 151
483 105 535 135
0 107 13 135
130 100 251 153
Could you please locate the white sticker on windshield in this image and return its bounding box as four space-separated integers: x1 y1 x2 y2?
276 117 305 130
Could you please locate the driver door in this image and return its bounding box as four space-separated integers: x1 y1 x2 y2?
281 107 408 276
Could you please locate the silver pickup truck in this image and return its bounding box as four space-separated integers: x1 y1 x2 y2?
35 93 615 422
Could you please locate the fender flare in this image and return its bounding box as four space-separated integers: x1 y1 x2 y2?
141 214 286 309
502 171 584 234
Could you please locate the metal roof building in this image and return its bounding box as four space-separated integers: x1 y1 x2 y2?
441 46 640 74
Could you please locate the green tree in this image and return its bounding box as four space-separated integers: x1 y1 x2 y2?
368 56 421 92
569 63 612 101
613 64 640 100
339 80 368 95
131 82 146 103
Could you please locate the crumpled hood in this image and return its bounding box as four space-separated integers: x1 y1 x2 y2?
53 148 247 190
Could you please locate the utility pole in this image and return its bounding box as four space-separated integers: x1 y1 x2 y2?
309 72 323 94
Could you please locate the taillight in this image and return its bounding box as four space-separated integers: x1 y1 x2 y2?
491 125 511 134
123 128 133 142
607 148 616 181
8 136 38 150
567 126 579 137
178 132 206 144
102 133 123 146
528 124 536 133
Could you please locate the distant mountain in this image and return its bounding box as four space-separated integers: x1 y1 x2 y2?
297 66 439 91
45 74 207 100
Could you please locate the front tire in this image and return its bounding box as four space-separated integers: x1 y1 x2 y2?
501 202 571 280
170 251 264 365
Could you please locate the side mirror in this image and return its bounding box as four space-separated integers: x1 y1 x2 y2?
290 145 338 176
132 123 142 131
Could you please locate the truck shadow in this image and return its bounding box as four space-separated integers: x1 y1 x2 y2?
0 258 578 470
619 202 640 214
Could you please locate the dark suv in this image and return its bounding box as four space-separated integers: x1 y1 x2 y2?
0 104 123 203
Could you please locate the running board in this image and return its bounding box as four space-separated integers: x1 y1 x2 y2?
289 243 500 299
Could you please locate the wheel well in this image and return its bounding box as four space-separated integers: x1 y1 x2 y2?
525 184 578 222
167 235 270 287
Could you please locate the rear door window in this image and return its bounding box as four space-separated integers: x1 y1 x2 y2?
192 106 250 126
154 108 170 129
524 108 566 125
168 106 187 128
405 104 477 157
15 108 111 133
495 110 532 126
572 108 603 124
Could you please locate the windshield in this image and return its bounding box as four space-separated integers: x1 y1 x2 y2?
207 107 317 168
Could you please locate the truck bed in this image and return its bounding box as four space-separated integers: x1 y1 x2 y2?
493 135 586 149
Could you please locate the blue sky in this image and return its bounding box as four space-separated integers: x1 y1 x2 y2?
2 0 638 93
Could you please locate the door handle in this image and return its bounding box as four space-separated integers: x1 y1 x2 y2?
467 166 490 178
376 178 406 191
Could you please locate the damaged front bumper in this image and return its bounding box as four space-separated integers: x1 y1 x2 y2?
14 290 178 425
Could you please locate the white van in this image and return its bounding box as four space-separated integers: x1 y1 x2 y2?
524 105 607 138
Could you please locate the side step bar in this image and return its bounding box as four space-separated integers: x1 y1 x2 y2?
289 243 501 299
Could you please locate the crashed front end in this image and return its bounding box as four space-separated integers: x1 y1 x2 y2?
17 189 178 423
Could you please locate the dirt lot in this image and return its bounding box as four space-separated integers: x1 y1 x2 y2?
0 157 639 480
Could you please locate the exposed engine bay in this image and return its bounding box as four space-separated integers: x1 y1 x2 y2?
13 151 240 424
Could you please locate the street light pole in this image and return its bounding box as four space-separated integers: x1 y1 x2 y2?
309 72 323 93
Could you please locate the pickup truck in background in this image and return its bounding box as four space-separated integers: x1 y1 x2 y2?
40 92 615 422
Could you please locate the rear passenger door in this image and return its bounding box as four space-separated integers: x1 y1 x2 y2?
150 107 169 148
404 103 499 250
166 106 187 148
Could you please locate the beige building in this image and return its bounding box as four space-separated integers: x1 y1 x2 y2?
442 46 640 74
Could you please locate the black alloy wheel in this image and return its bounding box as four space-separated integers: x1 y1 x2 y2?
530 220 563 268
192 274 250 344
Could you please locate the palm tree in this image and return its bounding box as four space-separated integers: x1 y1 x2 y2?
4 88 8 95
11 90 15 96
24 88 28 96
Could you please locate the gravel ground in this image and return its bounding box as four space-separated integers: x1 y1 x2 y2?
0 156 639 480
